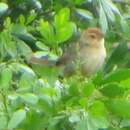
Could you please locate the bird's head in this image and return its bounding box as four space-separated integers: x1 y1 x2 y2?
79 28 104 48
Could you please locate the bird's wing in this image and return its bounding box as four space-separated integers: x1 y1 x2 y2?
56 43 77 66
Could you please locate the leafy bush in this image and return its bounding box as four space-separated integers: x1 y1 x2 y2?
0 0 130 130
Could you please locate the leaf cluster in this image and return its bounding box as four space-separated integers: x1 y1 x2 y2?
0 0 130 130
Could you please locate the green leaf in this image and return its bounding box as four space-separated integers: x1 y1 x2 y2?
76 113 109 130
54 8 76 44
106 99 130 118
31 52 59 83
73 0 85 5
106 0 121 16
100 0 121 24
92 71 104 86
54 8 70 28
36 41 49 51
100 83 125 98
18 14 25 25
104 42 128 73
76 117 88 130
120 119 130 128
82 82 95 97
102 69 130 84
11 24 27 34
0 67 12 90
85 103 109 129
29 0 42 10
8 109 26 129
76 8 93 20
0 115 7 129
101 0 115 22
120 78 130 89
0 2 8 16
19 73 35 89
4 17 11 28
56 22 76 43
38 20 55 45
11 24 36 50
99 3 108 33
8 94 24 110
89 100 107 117
79 98 88 108
0 29 18 58
69 0 85 5
68 78 80 96
69 113 80 123
20 93 39 105
38 8 76 47
39 86 57 97
11 63 35 76
89 116 109 129
26 10 37 25
16 40 32 57
120 18 130 38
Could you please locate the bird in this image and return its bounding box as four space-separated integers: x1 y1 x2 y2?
28 27 107 77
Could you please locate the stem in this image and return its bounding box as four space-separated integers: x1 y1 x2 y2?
0 91 9 121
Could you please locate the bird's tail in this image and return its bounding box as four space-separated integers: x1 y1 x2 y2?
28 55 57 67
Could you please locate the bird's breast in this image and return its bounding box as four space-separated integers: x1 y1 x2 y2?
79 47 106 76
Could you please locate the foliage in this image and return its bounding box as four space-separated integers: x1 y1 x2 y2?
0 0 130 130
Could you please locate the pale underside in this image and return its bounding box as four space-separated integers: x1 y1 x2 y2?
57 42 106 77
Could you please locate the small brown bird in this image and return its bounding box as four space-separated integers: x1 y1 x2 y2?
29 27 106 77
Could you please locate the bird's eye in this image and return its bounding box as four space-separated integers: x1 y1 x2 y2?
90 35 96 39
